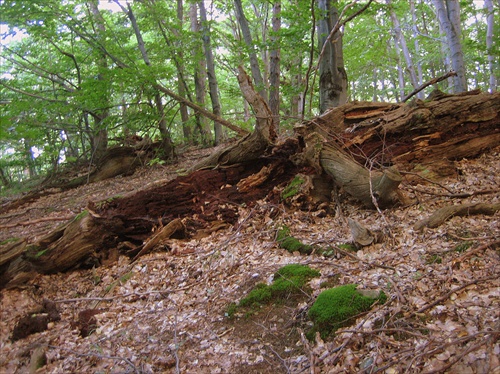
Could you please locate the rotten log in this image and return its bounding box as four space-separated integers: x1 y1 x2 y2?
2 90 499 289
299 90 500 171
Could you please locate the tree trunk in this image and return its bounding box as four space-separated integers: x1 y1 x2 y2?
118 1 174 158
317 0 347 113
2 90 499 289
188 66 276 172
432 0 467 93
199 1 224 145
387 0 421 98
269 2 281 131
234 0 268 101
88 0 109 160
484 0 497 93
297 90 500 179
190 3 212 145
176 0 191 143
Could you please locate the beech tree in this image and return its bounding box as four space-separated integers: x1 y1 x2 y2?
432 0 467 92
317 0 348 113
0 0 497 189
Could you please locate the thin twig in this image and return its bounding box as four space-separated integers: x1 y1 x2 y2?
48 345 139 374
402 71 457 102
414 274 498 314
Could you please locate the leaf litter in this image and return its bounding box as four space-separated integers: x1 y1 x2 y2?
0 146 499 373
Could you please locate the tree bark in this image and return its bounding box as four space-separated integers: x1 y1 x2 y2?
199 1 224 145
176 0 191 143
317 0 347 113
269 2 281 131
432 0 467 93
190 3 212 145
484 0 497 93
88 0 109 160
234 0 268 101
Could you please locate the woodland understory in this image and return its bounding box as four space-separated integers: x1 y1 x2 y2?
0 136 499 373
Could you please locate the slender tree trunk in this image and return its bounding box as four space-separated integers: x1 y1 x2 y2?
199 1 224 145
189 3 211 145
432 0 467 93
119 1 174 157
88 0 108 160
176 0 191 143
484 0 497 93
410 0 424 91
234 0 268 101
387 0 421 98
0 167 10 187
389 37 405 102
269 2 281 131
317 0 347 113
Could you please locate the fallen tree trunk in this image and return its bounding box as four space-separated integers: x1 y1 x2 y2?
1 89 499 289
298 90 500 168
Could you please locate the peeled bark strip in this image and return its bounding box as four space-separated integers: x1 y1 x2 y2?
414 202 500 231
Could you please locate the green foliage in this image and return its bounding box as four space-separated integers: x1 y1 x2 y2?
276 226 314 255
308 284 387 339
0 0 496 187
238 264 320 309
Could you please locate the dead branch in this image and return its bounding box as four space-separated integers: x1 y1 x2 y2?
154 83 248 136
415 274 498 314
0 216 74 229
414 202 500 231
453 239 500 265
402 71 457 102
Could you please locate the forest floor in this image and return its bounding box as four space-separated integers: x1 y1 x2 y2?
0 143 499 374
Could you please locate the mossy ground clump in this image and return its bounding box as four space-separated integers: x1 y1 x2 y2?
308 284 387 339
276 226 314 255
235 264 320 310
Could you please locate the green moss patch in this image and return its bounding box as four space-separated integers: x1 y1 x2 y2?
281 176 305 200
236 264 320 310
308 284 387 339
277 226 314 255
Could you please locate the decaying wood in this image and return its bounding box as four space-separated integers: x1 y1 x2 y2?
414 202 500 231
348 218 380 247
300 90 500 169
131 218 185 262
2 89 499 289
188 66 276 171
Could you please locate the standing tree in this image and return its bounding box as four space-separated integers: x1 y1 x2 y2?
87 0 110 160
269 2 281 131
199 1 224 145
234 0 268 101
317 0 347 113
386 0 422 98
432 0 467 93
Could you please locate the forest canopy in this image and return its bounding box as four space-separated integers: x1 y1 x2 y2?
0 0 498 191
